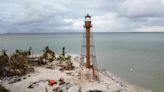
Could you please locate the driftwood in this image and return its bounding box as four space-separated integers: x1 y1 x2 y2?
28 80 47 89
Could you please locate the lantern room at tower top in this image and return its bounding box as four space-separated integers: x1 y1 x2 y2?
84 14 92 28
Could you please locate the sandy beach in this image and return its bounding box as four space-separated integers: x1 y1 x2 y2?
0 55 153 92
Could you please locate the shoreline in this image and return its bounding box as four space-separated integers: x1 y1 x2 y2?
0 54 153 92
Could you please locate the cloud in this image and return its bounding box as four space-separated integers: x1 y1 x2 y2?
0 0 75 33
118 0 164 18
0 0 164 33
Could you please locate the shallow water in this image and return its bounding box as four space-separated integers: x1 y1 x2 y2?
0 33 164 92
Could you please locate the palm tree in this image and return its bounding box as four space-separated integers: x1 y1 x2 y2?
10 49 28 75
57 47 67 62
10 54 17 74
28 47 32 55
62 47 65 57
0 53 9 76
42 46 55 67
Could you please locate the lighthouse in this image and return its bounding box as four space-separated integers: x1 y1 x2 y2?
80 14 98 80
84 14 92 68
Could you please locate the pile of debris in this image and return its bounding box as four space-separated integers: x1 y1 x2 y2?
28 78 72 92
59 60 75 71
28 79 47 89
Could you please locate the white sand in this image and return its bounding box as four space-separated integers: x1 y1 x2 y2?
0 55 153 92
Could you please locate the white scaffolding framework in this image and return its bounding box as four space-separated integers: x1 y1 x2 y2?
80 31 99 80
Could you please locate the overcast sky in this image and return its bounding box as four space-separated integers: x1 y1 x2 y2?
0 0 164 33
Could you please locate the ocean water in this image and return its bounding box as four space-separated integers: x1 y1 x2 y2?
0 33 164 92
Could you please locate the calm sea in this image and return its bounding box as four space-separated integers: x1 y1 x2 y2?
0 33 164 92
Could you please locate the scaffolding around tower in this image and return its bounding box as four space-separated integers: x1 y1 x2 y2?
80 14 99 80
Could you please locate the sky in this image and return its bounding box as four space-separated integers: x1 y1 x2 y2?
0 0 164 33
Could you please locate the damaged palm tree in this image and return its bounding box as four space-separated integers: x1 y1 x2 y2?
57 47 74 70
64 55 74 70
9 49 29 75
0 50 9 77
28 47 32 55
42 46 55 67
57 47 66 61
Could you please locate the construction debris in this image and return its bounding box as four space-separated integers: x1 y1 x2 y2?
28 80 47 89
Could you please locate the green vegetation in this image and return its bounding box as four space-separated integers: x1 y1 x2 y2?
0 46 73 76
10 49 29 75
57 47 71 62
0 49 31 77
0 85 9 92
0 50 9 77
0 52 9 69
57 47 66 61
42 46 55 67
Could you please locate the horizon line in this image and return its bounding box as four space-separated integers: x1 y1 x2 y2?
1 31 164 34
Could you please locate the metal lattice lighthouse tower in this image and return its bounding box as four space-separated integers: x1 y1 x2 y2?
85 14 92 68
80 14 98 80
